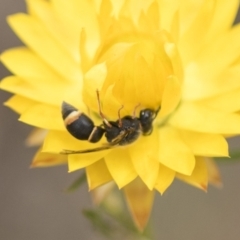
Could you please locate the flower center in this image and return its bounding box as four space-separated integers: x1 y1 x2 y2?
83 29 183 122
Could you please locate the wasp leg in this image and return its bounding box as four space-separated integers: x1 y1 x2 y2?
96 90 112 127
61 145 115 154
117 105 124 127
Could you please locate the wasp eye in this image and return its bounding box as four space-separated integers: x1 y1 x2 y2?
139 108 157 135
140 109 153 120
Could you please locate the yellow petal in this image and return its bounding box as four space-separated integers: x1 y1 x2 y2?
170 101 240 134
199 20 240 74
68 151 111 173
178 0 239 63
82 62 107 111
7 13 82 83
4 95 37 114
90 182 115 205
101 86 128 119
31 149 67 168
1 47 78 105
177 157 208 191
200 87 240 113
146 1 160 31
111 46 147 109
79 28 91 73
1 47 67 86
129 130 159 190
51 0 100 60
86 159 112 190
61 83 87 114
184 62 240 101
160 0 179 32
158 126 195 175
42 131 110 171
111 43 161 111
97 0 113 40
123 178 154 231
138 1 160 33
104 1 123 17
179 130 229 157
104 148 137 189
26 0 80 62
42 130 104 153
25 128 47 146
205 158 222 188
170 10 179 42
155 164 175 194
19 103 64 130
163 31 184 82
183 24 240 100
204 0 239 43
178 1 215 64
1 76 64 106
158 75 181 118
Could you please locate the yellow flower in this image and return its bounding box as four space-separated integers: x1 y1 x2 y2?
1 0 240 229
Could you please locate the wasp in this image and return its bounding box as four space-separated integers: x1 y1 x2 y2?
61 91 160 154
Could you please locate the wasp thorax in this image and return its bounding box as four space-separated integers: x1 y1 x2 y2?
104 117 141 146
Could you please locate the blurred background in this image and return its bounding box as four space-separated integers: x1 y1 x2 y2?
1 1 240 240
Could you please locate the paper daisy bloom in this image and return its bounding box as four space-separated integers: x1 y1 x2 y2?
1 0 240 229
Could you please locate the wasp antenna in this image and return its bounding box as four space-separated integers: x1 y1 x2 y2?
153 106 161 119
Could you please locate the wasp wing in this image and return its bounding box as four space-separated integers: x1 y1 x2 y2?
109 130 129 145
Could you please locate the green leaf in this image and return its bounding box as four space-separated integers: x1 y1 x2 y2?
83 209 114 238
216 150 240 162
66 172 86 192
229 150 240 160
83 190 155 239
